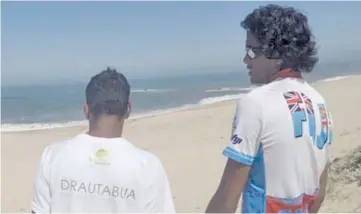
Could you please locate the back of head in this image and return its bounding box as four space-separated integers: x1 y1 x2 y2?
241 4 318 73
85 67 130 120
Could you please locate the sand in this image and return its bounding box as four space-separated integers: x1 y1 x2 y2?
1 75 361 213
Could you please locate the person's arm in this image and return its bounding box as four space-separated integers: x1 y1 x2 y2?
141 154 176 213
206 95 263 213
310 110 333 213
31 148 51 213
206 159 252 213
310 162 328 213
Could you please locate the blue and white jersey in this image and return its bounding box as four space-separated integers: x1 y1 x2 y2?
223 77 333 213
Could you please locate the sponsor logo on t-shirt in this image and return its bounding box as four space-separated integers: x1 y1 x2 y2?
231 134 242 144
89 149 110 165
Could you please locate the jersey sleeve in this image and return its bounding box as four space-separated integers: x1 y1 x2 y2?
328 111 334 146
222 95 263 166
31 147 51 213
325 111 334 162
141 154 176 213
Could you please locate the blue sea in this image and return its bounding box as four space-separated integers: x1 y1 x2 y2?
2 59 361 132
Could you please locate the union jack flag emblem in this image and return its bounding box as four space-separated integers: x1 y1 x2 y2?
301 93 315 115
283 91 303 113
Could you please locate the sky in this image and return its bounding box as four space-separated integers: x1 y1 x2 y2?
2 1 361 86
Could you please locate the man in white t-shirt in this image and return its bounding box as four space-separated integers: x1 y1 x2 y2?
31 67 175 213
206 4 333 213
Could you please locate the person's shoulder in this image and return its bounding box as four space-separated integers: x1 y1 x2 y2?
45 134 80 151
127 147 167 181
305 83 326 101
237 86 267 110
245 83 278 101
247 78 316 100
41 134 83 163
238 81 296 112
132 147 163 167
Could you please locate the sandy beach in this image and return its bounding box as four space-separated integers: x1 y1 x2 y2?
1 75 361 213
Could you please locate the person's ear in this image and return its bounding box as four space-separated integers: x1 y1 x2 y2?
125 101 131 119
83 103 90 120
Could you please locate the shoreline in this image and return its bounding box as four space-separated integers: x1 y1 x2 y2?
1 74 358 133
0 99 239 134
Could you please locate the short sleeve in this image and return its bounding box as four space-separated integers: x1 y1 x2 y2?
222 95 263 166
31 147 51 213
140 154 175 213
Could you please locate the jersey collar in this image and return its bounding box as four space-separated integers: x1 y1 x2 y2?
268 68 302 83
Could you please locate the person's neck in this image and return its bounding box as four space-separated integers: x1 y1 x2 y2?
88 117 124 139
87 129 123 139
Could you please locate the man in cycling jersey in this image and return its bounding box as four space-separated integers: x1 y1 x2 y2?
206 4 332 213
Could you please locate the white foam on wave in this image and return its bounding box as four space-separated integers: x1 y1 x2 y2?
198 94 242 105
0 109 187 133
1 93 243 133
318 75 353 83
132 94 243 120
131 88 175 93
4 73 357 133
0 120 88 133
130 104 196 120
205 87 254 93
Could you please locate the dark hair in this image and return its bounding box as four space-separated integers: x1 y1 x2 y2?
241 4 318 73
85 67 130 118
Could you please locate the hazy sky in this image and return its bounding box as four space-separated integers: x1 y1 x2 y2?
2 1 361 86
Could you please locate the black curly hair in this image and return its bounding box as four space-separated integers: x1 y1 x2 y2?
241 4 319 73
85 67 130 118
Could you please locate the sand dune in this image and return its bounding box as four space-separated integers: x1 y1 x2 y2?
321 145 361 212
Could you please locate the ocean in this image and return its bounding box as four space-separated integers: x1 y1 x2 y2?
2 59 361 132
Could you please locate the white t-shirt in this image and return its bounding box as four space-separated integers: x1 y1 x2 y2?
223 78 333 213
31 133 175 213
